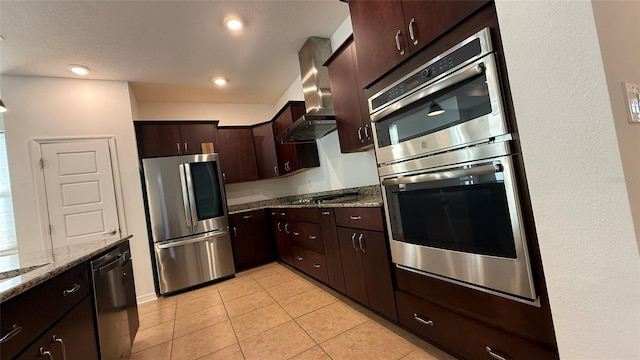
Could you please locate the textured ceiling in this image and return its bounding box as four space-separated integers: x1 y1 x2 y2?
0 1 349 104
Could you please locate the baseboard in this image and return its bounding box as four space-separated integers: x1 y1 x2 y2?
136 292 157 304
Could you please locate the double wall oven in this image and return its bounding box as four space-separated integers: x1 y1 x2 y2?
370 29 537 302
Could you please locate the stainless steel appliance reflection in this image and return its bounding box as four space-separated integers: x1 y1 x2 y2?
371 28 537 302
142 153 235 295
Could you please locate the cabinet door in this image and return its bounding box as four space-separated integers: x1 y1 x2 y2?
401 0 489 54
136 123 182 158
231 219 274 271
16 297 99 360
360 229 398 321
252 122 280 178
337 227 368 306
123 260 139 346
273 220 294 265
349 0 408 87
179 123 217 155
318 209 347 294
327 40 369 153
216 128 259 183
273 102 318 174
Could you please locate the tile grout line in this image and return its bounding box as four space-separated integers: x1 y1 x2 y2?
220 288 248 360
169 296 177 360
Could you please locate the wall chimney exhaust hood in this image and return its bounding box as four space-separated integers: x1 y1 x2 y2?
276 37 336 143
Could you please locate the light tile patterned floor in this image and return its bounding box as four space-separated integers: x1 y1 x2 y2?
132 262 457 360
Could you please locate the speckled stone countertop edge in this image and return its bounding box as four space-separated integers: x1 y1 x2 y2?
0 235 132 303
228 194 383 215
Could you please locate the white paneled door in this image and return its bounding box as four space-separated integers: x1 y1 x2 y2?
41 140 120 247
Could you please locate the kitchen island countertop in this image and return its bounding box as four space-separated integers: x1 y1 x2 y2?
0 235 132 303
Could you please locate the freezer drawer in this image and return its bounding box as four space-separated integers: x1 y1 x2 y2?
154 230 235 294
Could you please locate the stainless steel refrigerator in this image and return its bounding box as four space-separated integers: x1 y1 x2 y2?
142 153 235 295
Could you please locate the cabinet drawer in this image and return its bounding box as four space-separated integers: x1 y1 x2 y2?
1 263 90 360
287 208 319 223
334 207 384 231
290 222 324 254
293 246 329 285
229 209 266 225
396 291 558 360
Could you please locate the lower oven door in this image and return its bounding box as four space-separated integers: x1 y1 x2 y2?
381 155 537 301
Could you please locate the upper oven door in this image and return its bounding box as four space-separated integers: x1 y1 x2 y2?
182 153 229 234
380 151 536 301
371 54 507 165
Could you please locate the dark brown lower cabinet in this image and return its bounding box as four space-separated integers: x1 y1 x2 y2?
396 291 558 360
16 297 99 360
292 245 329 284
337 227 397 322
230 210 274 271
318 209 347 294
272 219 293 266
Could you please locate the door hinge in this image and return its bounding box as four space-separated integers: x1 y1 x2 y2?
39 158 44 169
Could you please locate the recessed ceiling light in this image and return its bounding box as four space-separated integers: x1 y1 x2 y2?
224 16 243 31
68 64 90 75
212 77 227 86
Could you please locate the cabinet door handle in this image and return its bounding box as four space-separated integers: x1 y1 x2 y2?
395 30 405 55
284 223 289 234
184 142 188 152
242 215 253 220
280 212 286 216
293 231 300 236
358 233 365 253
321 211 331 216
351 233 358 251
233 226 237 238
39 347 53 360
274 165 279 175
350 215 362 220
271 211 277 216
309 235 316 240
413 313 434 326
222 173 226 181
176 142 181 153
277 222 282 232
0 324 22 343
364 123 371 139
408 17 418 45
313 263 321 268
62 283 80 296
297 256 303 261
53 335 67 360
357 127 363 141
486 347 508 360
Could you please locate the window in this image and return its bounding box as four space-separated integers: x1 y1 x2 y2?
0 123 17 254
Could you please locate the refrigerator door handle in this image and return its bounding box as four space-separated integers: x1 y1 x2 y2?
178 164 192 228
155 230 228 249
183 163 199 227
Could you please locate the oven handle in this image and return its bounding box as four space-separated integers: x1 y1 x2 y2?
381 164 502 186
371 62 485 122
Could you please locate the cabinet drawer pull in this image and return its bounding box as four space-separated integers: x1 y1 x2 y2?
271 211 277 216
53 335 67 360
313 263 321 268
280 212 286 216
357 127 363 141
358 233 365 252
293 231 300 236
395 30 405 55
184 142 188 152
274 165 278 175
242 215 253 220
277 222 282 232
321 211 331 216
486 347 507 360
297 256 303 261
408 17 418 45
309 235 317 240
62 283 81 296
284 223 289 234
39 347 53 360
413 313 434 326
350 215 362 220
0 324 22 343
176 142 181 153
364 123 370 139
351 233 358 251
233 226 237 238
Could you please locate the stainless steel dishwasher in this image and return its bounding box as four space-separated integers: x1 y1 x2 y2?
91 248 131 360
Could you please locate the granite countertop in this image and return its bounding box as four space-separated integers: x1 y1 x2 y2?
0 235 132 303
228 186 384 214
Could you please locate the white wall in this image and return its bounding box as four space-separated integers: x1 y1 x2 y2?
494 1 640 359
592 0 640 250
1 75 156 301
137 102 274 126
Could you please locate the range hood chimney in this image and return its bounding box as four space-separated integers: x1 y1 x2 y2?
276 37 337 143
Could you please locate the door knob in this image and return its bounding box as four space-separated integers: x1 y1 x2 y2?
102 229 117 236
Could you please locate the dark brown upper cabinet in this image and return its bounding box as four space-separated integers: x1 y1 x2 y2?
216 127 259 184
272 101 320 175
349 0 490 88
326 36 373 153
252 122 280 179
134 121 217 158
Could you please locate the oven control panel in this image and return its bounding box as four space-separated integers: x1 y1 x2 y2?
370 37 486 113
